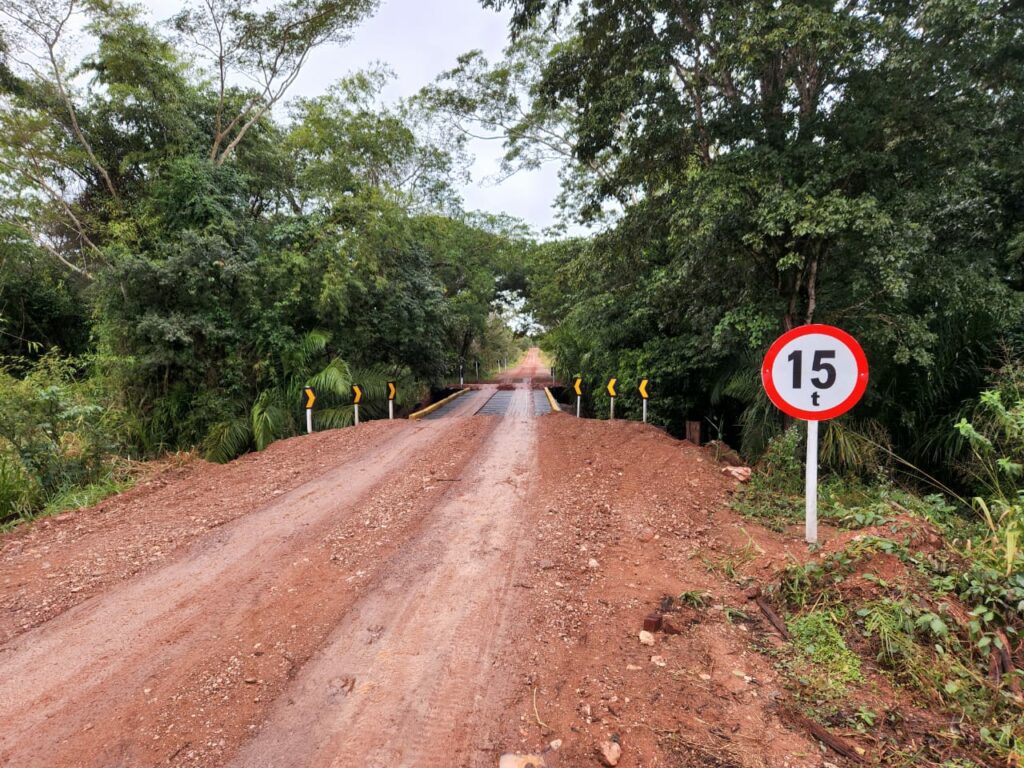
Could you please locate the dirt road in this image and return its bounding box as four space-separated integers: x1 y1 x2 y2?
0 348 823 767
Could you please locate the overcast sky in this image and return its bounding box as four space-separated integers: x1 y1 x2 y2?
139 0 567 234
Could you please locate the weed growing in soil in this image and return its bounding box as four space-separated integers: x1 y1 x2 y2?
742 447 1024 764
678 590 711 609
787 609 863 697
736 430 942 534
699 538 759 584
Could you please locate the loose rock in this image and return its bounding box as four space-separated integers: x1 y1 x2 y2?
638 630 655 646
722 466 752 482
597 740 622 766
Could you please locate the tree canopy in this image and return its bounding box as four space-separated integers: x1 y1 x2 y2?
441 0 1024 474
0 0 533 465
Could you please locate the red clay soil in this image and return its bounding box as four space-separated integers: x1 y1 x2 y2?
483 413 823 767
0 420 412 643
0 348 865 767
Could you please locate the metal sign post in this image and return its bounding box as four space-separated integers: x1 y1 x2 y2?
387 381 396 420
303 387 316 434
352 384 363 427
607 378 617 420
459 363 464 387
805 419 819 543
639 378 649 423
573 377 583 418
762 324 869 544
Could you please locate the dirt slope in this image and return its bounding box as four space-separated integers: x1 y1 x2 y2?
487 414 820 767
0 348 828 767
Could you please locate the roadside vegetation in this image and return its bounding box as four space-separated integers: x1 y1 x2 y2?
0 1 533 524
440 1 1024 761
731 358 1024 765
445 1 1023 477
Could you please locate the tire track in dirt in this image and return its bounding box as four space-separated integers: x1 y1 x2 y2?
483 414 819 767
0 415 499 767
229 386 539 768
0 421 418 644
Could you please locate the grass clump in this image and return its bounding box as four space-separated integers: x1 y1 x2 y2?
787 609 863 697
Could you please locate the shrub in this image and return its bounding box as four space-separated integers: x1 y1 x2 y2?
956 360 1024 575
0 352 120 523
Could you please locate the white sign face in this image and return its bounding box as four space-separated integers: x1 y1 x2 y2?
762 325 868 421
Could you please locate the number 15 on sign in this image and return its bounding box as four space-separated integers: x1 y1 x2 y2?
762 325 868 544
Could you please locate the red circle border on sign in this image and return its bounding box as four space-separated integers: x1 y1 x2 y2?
761 324 869 421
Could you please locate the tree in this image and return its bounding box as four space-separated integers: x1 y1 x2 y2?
288 67 469 212
172 0 379 165
478 0 1024 471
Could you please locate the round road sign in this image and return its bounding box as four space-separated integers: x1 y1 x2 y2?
761 324 868 421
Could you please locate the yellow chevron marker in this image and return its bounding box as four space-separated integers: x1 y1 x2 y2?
351 384 363 404
303 387 316 410
606 378 617 397
639 379 649 399
387 381 397 401
573 377 583 397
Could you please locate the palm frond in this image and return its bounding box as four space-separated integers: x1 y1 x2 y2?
203 417 253 463
282 330 332 382
820 420 879 473
252 391 289 451
315 406 354 430
299 330 330 363
308 358 353 398
347 363 394 405
738 394 783 459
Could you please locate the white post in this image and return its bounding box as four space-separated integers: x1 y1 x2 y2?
354 403 360 427
460 365 464 387
576 395 581 418
805 419 819 544
642 400 648 423
306 409 313 434
475 360 479 381
610 397 615 420
388 400 394 420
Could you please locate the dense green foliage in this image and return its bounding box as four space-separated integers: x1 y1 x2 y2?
448 0 1023 482
0 353 122 525
0 0 533 519
731 365 1024 763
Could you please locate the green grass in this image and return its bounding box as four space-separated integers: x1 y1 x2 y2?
678 590 711 608
787 609 864 697
44 472 135 515
1 469 136 532
729 421 1024 766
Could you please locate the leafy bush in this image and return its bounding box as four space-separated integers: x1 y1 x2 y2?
956 361 1024 575
202 330 411 463
0 353 121 523
0 450 39 521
